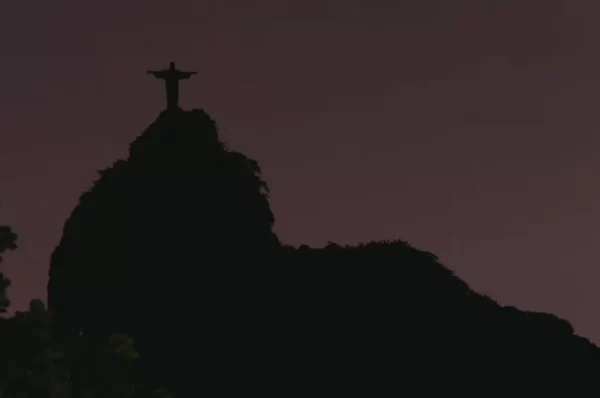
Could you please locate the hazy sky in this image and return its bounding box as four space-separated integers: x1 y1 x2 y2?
2 0 600 342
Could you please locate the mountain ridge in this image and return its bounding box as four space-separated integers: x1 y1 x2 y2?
45 108 600 396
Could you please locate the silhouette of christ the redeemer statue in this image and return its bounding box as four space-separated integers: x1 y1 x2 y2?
147 61 197 110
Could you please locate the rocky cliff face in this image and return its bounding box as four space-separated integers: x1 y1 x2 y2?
47 108 280 387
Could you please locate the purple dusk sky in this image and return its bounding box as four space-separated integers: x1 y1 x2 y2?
1 1 600 342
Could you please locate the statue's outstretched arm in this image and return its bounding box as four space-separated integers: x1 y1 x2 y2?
147 70 165 77
179 71 197 79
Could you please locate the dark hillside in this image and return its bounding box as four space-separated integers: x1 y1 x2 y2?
47 109 600 396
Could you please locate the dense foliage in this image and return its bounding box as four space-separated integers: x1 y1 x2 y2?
0 225 171 398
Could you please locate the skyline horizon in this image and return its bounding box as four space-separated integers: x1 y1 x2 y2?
1 0 599 344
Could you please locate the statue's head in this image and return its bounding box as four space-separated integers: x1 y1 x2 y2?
169 62 175 69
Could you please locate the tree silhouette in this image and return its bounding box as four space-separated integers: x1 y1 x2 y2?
0 225 17 263
0 298 171 398
0 274 10 314
0 222 17 313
